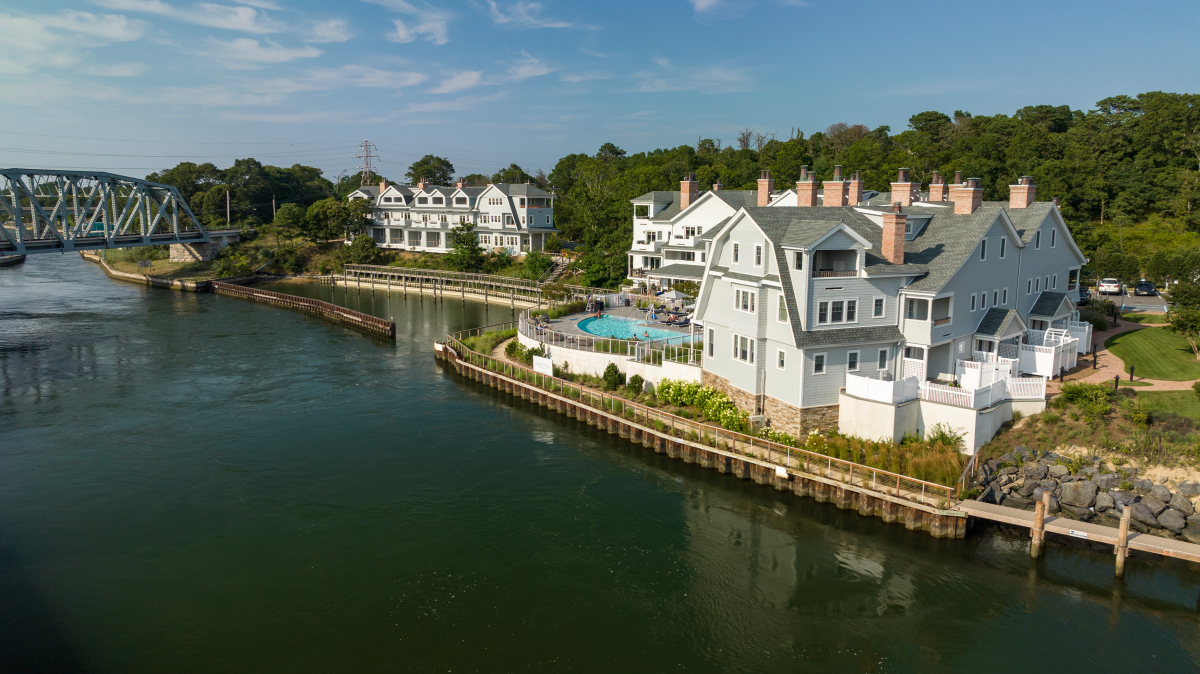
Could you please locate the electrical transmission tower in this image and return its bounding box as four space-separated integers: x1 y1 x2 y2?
354 140 378 186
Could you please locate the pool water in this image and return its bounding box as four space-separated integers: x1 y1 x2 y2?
577 315 686 340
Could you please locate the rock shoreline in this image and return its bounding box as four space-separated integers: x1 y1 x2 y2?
975 446 1200 543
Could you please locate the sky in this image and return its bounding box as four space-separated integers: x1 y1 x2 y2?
2 0 1199 183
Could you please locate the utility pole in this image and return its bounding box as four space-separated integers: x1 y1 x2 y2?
226 190 230 226
272 194 276 218
355 140 378 186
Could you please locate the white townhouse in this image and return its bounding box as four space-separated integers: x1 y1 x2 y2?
691 170 1089 446
348 177 557 255
628 167 879 288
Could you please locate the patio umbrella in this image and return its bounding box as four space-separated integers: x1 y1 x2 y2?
660 289 688 300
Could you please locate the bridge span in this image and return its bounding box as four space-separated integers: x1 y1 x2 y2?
0 169 208 256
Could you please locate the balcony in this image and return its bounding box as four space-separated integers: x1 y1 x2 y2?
813 270 857 278
932 316 952 326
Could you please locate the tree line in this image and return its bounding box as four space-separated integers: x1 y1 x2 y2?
145 91 1200 287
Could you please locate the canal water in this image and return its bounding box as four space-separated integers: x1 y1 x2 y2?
1 255 1197 673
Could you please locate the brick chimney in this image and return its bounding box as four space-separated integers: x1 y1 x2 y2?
928 171 947 202
951 178 983 215
712 181 723 191
1009 176 1035 209
680 172 698 210
757 170 774 207
419 176 430 190
953 170 963 185
796 170 818 207
890 168 918 207
881 202 907 265
380 178 388 192
823 165 848 207
455 177 465 189
848 170 864 205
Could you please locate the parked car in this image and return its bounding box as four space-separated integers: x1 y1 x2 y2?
1133 280 1157 296
1098 278 1123 295
1077 286 1090 305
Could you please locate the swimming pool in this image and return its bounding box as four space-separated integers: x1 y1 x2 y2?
577 315 687 341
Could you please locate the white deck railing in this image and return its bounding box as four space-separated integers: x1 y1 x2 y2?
1007 376 1048 399
846 373 918 404
919 379 1008 410
902 357 924 381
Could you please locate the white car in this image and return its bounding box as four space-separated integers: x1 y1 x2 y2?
1098 278 1122 295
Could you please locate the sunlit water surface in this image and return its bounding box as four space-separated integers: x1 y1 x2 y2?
1 255 1198 673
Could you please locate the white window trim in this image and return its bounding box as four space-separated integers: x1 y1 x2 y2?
818 301 829 324
776 349 786 371
812 352 827 375
873 296 885 318
1003 288 1009 305
999 236 1007 259
754 244 763 267
970 293 977 312
1052 274 1057 289
847 350 860 372
877 348 888 370
734 288 757 314
777 293 788 323
732 333 755 365
979 239 987 261
1027 279 1032 295
707 328 714 358
844 298 859 324
732 241 740 264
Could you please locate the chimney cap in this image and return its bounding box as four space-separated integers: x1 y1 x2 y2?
760 170 771 180
684 172 696 181
892 202 903 214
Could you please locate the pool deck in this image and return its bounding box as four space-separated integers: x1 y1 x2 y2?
539 305 696 340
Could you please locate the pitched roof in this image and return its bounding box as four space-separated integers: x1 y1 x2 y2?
975 308 1023 337
351 185 380 197
631 191 679 202
1029 291 1072 317
646 263 704 280
794 325 905 348
490 183 553 197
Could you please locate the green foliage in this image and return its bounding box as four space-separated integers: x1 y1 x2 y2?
924 423 966 451
1169 281 1200 309
1169 307 1200 359
1193 380 1200 402
1078 311 1109 333
128 245 167 262
602 363 623 391
1119 398 1150 428
405 155 455 185
672 280 700 298
337 235 379 266
212 248 254 277
627 374 645 394
655 378 748 432
523 250 554 279
543 234 562 251
1107 326 1200 379
445 222 485 272
1059 381 1115 422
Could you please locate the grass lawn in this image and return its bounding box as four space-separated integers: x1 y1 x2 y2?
1138 391 1200 420
1105 327 1200 380
1118 312 1168 324
106 256 215 280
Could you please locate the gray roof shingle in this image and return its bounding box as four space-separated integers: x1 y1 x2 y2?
647 263 704 280
1029 291 1070 317
975 308 1021 337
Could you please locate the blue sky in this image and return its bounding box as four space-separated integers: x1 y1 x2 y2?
2 0 1198 182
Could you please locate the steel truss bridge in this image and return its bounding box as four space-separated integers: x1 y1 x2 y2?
0 169 208 255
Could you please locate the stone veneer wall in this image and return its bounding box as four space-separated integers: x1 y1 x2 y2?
702 371 838 437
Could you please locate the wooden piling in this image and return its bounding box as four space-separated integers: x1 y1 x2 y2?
1115 506 1131 578
1031 492 1048 558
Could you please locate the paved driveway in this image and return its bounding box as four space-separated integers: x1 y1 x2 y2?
1083 288 1169 313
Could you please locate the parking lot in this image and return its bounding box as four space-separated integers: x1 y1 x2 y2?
1084 287 1169 312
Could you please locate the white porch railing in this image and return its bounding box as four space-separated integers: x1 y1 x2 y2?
998 343 1019 360
1068 320 1093 353
846 373 918 404
918 379 1008 410
1008 376 1048 399
902 357 924 380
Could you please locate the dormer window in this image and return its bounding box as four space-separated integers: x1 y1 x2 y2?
455 197 467 205
433 197 444 205
418 197 428 205
383 196 392 203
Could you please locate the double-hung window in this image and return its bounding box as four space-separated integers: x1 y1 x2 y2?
873 298 884 318
812 353 826 374
777 294 788 322
845 300 856 322
732 243 739 263
818 301 828 324
877 348 888 370
993 290 998 306
777 350 786 370
734 288 756 313
754 245 762 267
732 334 755 363
707 329 714 357
847 351 859 372
831 301 844 323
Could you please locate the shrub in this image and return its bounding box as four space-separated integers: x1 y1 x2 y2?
1079 311 1108 333
1119 398 1149 428
627 374 645 394
1193 380 1200 402
602 363 622 391
1042 412 1062 425
924 423 966 451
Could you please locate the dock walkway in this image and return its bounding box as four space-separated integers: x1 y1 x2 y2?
957 500 1200 563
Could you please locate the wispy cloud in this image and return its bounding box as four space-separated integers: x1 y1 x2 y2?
430 71 483 93
366 0 453 45
687 0 723 11
485 1 572 29
560 71 607 83
267 65 426 92
0 10 147 74
204 37 321 68
632 61 753 94
303 18 352 43
402 93 504 113
93 0 285 33
506 51 552 80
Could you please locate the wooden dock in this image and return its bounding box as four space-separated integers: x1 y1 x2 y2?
957 500 1200 564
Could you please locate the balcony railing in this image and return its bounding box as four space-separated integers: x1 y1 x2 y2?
932 316 952 326
813 270 857 278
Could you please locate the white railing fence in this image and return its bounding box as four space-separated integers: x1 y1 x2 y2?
846 373 919 404
902 357 924 381
1008 376 1048 399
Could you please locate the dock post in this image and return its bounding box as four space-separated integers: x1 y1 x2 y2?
1115 506 1131 578
1031 492 1048 558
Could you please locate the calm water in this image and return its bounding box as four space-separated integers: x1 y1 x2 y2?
1 255 1198 673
